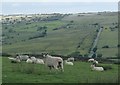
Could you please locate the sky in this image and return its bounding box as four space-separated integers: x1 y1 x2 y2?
1 0 119 15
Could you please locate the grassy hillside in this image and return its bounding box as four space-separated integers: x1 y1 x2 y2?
2 57 118 83
2 12 118 57
97 26 118 57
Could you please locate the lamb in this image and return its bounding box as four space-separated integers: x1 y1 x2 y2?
16 54 29 61
8 57 21 63
67 57 74 62
30 56 37 63
91 64 104 71
26 58 33 63
36 59 44 64
43 54 64 72
64 60 73 66
88 58 94 62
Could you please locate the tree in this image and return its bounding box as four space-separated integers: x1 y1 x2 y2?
84 54 89 57
97 54 102 58
70 20 74 23
92 53 96 58
42 29 47 36
102 45 109 48
68 51 81 57
117 44 120 47
93 46 97 52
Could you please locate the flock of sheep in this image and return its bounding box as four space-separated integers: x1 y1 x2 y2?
8 54 105 72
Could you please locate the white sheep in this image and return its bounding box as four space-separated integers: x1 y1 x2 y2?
88 58 94 62
91 64 104 71
30 56 37 63
94 60 98 64
36 59 44 64
43 54 64 72
64 60 73 66
8 57 21 63
67 57 74 62
26 58 33 63
16 55 29 61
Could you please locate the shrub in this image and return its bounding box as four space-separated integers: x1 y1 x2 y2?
102 45 109 48
117 44 120 47
68 51 81 58
92 53 96 58
1 53 11 57
93 47 97 52
97 54 102 58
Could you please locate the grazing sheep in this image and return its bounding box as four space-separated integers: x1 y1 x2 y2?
16 55 29 61
88 58 95 62
64 60 73 66
8 57 21 63
43 54 64 72
36 59 44 64
67 57 74 62
91 64 104 71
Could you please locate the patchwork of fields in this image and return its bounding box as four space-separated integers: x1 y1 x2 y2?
2 12 118 57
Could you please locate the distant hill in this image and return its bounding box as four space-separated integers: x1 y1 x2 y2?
2 12 118 58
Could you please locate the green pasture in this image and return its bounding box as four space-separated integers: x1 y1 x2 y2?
97 25 118 57
2 57 118 83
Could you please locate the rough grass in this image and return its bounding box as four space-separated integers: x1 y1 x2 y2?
97 27 118 57
2 57 118 83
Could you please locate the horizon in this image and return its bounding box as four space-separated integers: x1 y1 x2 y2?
1 2 118 15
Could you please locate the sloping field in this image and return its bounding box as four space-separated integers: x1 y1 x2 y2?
2 12 118 57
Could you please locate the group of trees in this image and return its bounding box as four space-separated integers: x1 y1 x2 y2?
29 26 47 40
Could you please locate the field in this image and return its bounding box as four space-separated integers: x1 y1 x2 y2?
2 57 119 83
2 12 118 57
97 26 118 57
1 12 119 83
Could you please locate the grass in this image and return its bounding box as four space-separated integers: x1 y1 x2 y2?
2 57 118 83
2 12 118 57
97 26 118 57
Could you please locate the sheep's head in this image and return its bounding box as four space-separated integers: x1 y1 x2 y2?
42 53 48 58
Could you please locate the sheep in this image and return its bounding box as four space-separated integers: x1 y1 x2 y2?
16 54 29 61
43 54 64 72
67 57 74 62
26 58 33 63
8 57 21 63
30 56 37 63
64 60 73 66
36 59 44 64
88 58 94 62
94 60 98 64
91 64 104 71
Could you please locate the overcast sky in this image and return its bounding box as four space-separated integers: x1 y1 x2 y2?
1 0 119 15
2 0 119 2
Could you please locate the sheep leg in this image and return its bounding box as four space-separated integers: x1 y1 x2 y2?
57 62 64 72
